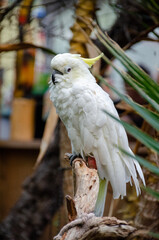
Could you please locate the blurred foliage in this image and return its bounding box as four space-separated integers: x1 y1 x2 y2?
109 0 159 22
32 72 49 95
92 22 159 237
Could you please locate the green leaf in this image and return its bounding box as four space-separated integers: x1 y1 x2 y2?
149 232 159 239
149 0 159 11
98 28 159 91
97 75 159 131
143 187 159 200
103 110 159 154
98 54 159 112
118 147 159 176
95 27 159 103
120 71 159 112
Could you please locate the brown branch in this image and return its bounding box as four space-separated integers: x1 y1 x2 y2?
127 229 150 240
66 195 77 221
0 0 23 22
123 24 159 50
0 42 56 55
56 215 136 240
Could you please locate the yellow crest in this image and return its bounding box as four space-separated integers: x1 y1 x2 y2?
81 53 104 67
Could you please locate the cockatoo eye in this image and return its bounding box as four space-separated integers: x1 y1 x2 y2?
65 67 71 73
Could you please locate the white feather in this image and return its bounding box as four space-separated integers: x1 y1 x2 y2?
49 53 146 216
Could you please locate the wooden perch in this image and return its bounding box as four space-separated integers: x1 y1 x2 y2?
54 215 136 240
70 158 99 218
53 157 139 240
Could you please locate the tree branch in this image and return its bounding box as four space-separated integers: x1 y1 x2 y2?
0 0 23 22
0 42 56 55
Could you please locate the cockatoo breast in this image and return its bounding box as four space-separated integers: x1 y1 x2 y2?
49 75 92 154
50 76 73 123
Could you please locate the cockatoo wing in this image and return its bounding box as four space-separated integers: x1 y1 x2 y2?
70 81 145 200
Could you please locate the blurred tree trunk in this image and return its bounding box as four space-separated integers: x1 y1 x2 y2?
0 123 63 240
70 0 97 57
52 121 72 236
15 0 35 97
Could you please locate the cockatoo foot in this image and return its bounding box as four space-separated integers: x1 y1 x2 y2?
66 153 82 166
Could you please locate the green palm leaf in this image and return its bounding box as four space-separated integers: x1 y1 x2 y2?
97 75 159 131
97 53 159 112
103 110 159 154
118 147 159 176
95 26 159 103
143 187 159 200
149 232 159 239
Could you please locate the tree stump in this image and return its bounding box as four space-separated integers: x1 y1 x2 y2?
53 158 137 240
66 158 99 221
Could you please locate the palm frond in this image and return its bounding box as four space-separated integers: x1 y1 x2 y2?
98 75 159 131
118 147 159 176
95 25 159 103
103 109 159 154
143 187 159 200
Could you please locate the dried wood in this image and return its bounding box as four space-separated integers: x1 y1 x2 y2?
35 106 58 167
54 214 136 240
54 158 137 240
72 158 99 217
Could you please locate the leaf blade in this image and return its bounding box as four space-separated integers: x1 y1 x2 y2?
118 147 159 176
97 75 159 131
103 109 159 154
143 187 159 200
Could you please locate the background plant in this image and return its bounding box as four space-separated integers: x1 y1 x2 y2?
92 23 159 238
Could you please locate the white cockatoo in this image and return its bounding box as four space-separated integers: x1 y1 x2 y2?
49 53 145 217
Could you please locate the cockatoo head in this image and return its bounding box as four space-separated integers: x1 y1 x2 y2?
50 53 103 85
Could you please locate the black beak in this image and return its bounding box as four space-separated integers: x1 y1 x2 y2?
51 69 63 85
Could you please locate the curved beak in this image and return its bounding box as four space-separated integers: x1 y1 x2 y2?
51 69 63 85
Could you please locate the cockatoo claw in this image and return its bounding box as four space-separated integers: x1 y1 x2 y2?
68 153 81 166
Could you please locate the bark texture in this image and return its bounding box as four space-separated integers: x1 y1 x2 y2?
70 0 97 57
66 158 99 220
55 215 136 240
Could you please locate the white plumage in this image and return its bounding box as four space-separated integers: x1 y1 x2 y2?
49 53 145 216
